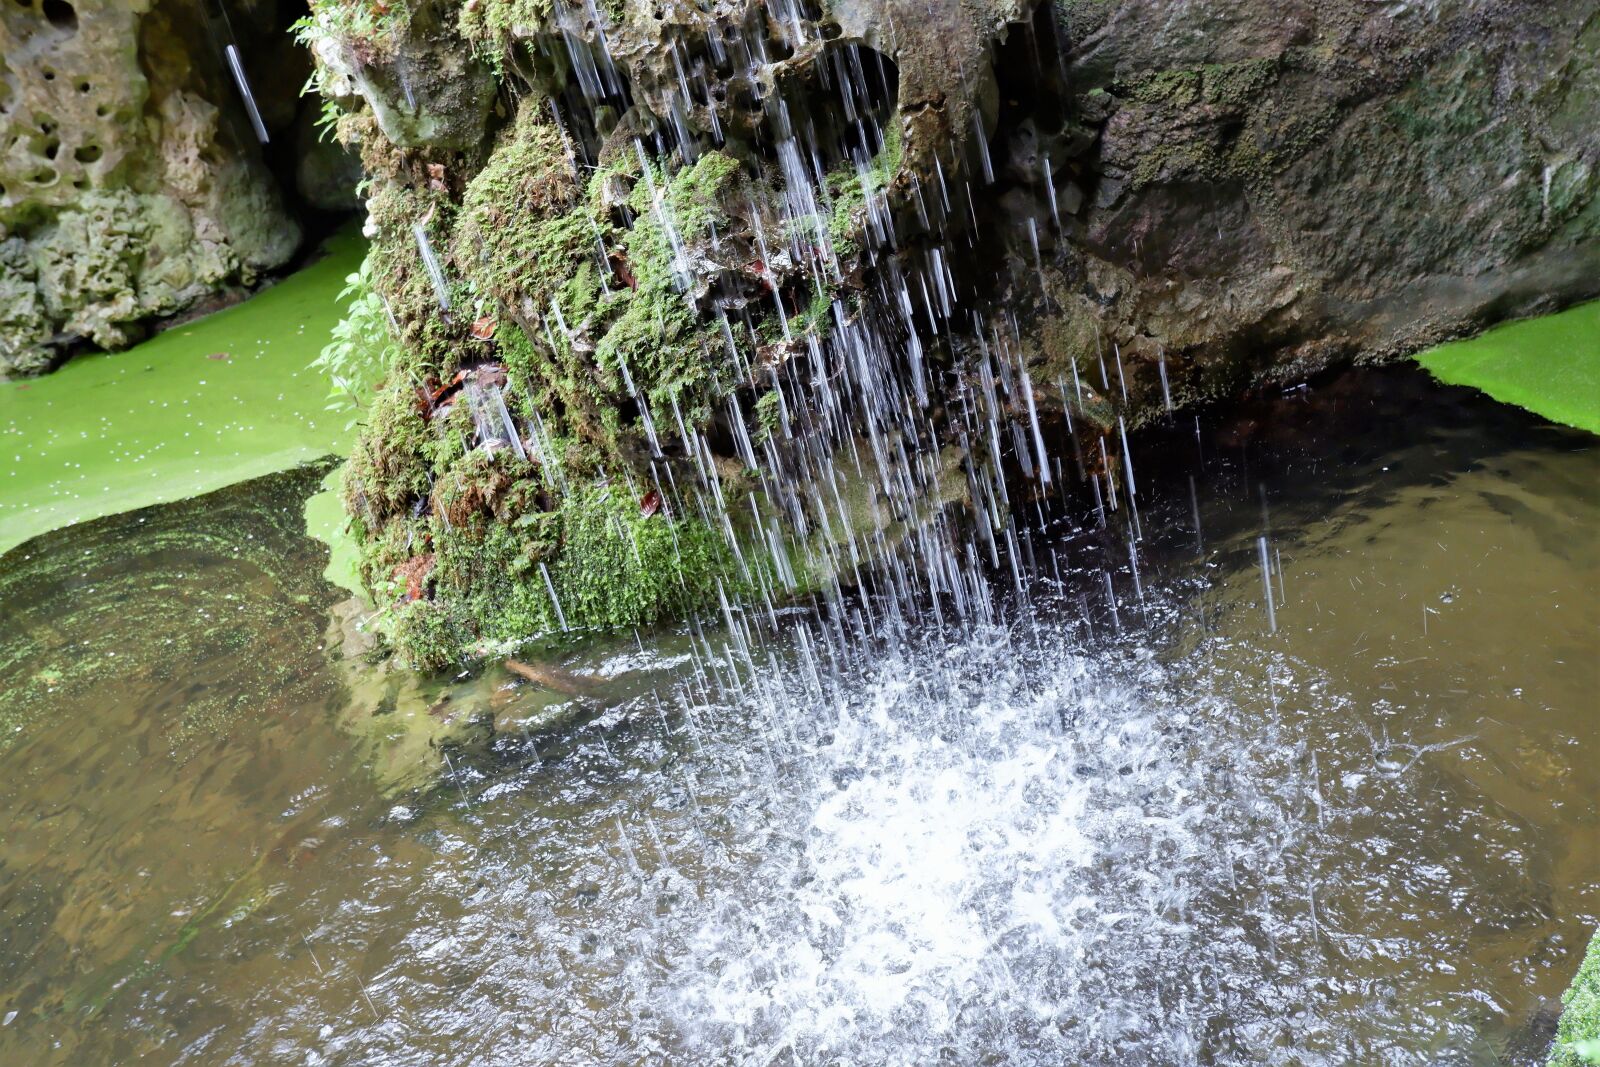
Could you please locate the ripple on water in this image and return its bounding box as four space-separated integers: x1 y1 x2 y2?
0 367 1594 1066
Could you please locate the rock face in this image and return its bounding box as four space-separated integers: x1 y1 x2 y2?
1009 0 1600 418
303 0 1599 666
0 0 305 376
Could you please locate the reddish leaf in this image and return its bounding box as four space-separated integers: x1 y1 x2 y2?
639 489 661 518
746 260 775 291
470 315 497 340
429 369 468 405
393 553 435 602
610 252 637 290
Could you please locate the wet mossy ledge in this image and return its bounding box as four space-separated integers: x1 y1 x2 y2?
1549 928 1600 1067
297 0 1600 669
300 0 909 669
329 100 857 668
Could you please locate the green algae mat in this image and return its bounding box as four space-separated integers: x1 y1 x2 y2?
1416 300 1600 436
302 461 365 599
0 229 367 555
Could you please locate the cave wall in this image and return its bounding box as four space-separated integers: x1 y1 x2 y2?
0 0 310 376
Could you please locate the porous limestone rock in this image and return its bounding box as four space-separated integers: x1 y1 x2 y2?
0 0 303 376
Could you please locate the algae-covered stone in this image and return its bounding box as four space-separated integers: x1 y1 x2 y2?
303 0 889 665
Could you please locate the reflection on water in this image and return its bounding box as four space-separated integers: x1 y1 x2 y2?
0 367 1594 1065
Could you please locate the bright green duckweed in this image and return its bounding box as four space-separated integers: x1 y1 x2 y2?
1416 300 1600 436
0 228 367 555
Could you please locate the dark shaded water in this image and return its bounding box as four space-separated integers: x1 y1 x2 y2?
0 367 1594 1064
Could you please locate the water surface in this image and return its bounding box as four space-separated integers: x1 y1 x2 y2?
0 366 1594 1065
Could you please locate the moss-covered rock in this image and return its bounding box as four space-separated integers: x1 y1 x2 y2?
1549 928 1600 1067
304 0 1600 663
302 0 910 667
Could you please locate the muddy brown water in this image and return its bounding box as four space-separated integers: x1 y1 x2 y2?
0 366 1594 1064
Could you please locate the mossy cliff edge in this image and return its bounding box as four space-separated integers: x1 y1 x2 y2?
1549 927 1600 1067
301 0 914 666
300 0 1600 667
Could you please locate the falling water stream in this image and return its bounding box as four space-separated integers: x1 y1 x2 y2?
0 366 1595 1065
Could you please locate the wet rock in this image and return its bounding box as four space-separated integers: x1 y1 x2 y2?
0 0 303 377
293 105 364 213
298 0 1600 661
306 3 497 152
1011 0 1600 422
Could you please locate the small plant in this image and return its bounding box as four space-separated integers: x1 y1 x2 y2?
313 254 402 429
292 0 408 53
306 78 344 142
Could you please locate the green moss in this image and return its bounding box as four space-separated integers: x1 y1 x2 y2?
792 286 834 338
453 105 753 437
1415 300 1600 436
610 151 748 410
1549 928 1600 1066
344 385 432 522
1127 58 1275 109
827 175 865 259
551 482 740 629
346 89 873 669
389 598 470 673
453 105 587 314
823 120 901 259
754 388 784 441
383 478 745 669
362 180 473 379
457 0 554 64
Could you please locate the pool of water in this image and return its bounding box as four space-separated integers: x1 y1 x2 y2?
0 366 1593 1064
